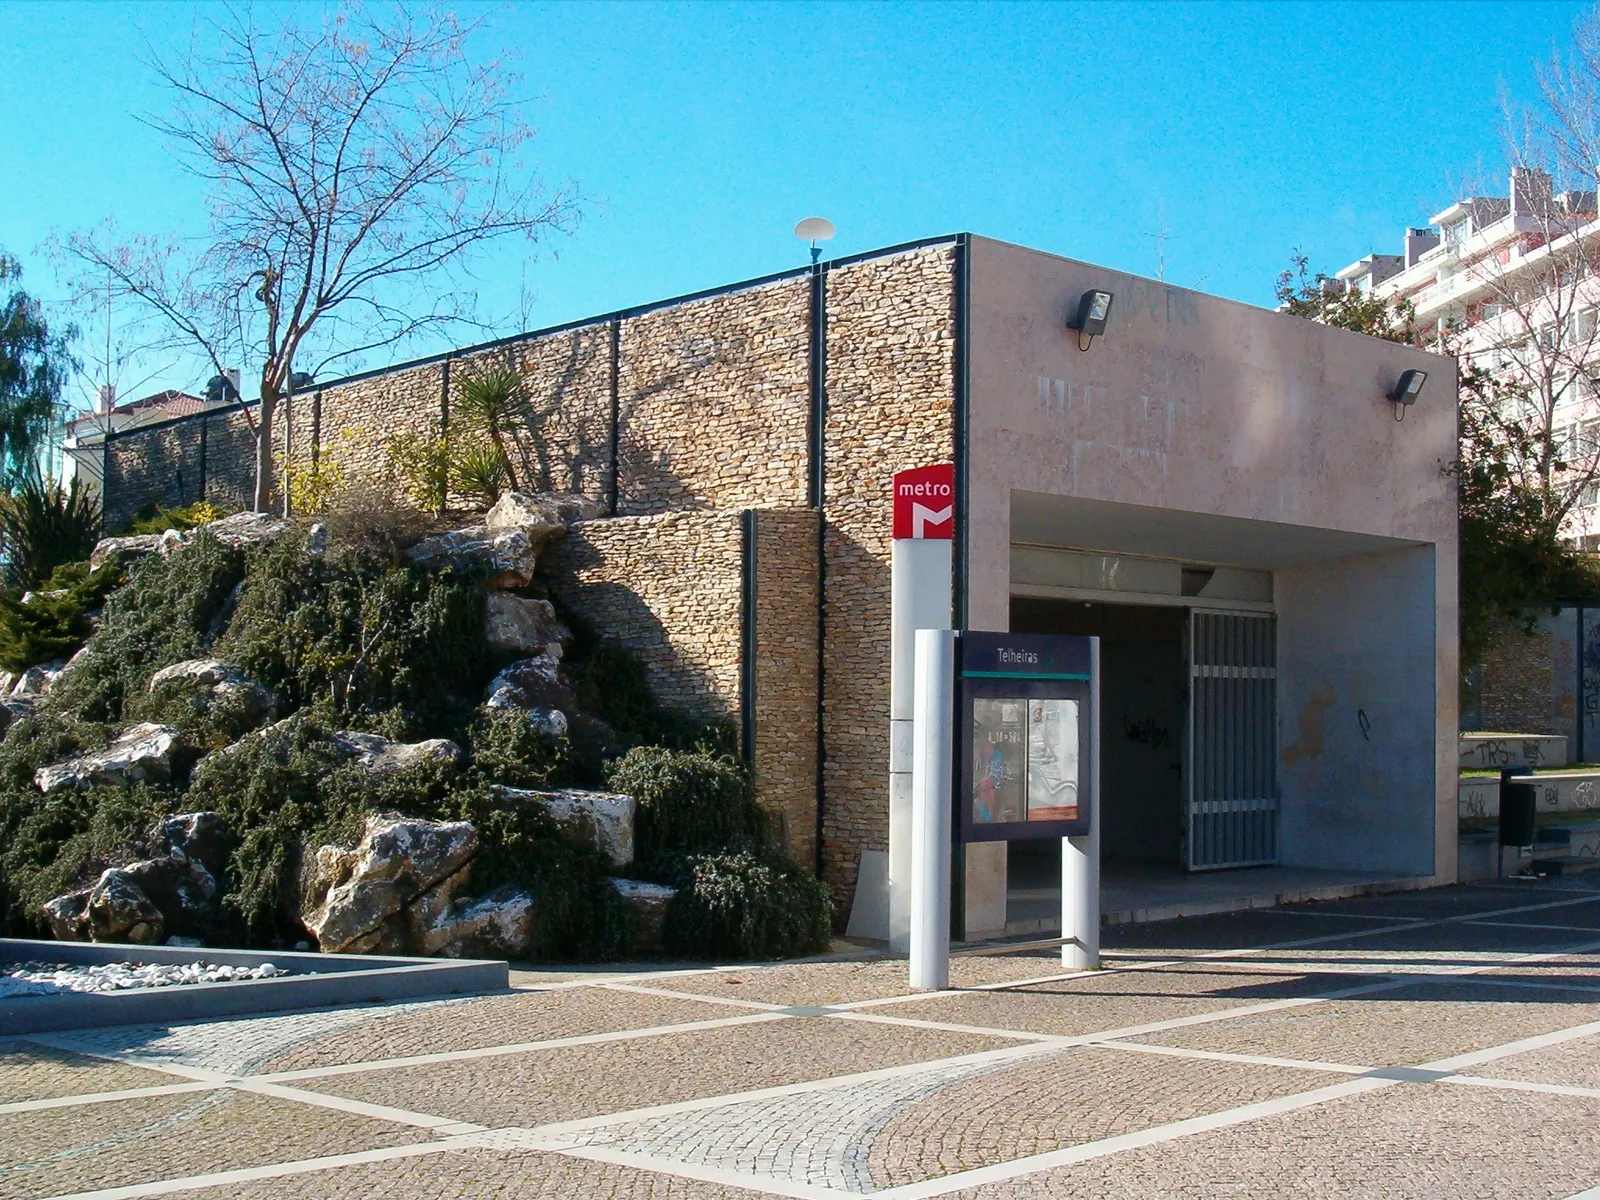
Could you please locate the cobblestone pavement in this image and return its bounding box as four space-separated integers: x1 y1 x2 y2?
3 879 1600 1199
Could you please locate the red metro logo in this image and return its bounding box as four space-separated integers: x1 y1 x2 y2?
892 463 955 540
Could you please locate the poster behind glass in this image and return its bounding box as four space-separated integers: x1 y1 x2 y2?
971 696 1080 826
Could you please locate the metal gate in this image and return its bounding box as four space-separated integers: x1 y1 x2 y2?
1185 610 1278 870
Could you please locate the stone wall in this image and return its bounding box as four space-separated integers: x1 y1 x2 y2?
751 509 821 868
816 244 958 897
618 279 812 514
541 511 745 723
103 407 258 531
1476 624 1562 734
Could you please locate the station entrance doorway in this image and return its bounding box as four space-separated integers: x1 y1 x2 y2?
1008 597 1279 906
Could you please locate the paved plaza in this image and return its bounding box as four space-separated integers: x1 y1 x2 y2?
4 880 1600 1199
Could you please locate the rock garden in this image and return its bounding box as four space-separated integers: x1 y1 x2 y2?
0 495 831 963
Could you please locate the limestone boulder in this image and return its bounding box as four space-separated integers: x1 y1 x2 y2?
41 890 91 940
612 879 677 952
405 525 544 588
159 811 231 878
307 522 329 555
12 660 66 698
330 731 463 778
410 883 533 959
148 659 276 723
299 814 479 954
485 652 576 717
194 511 293 549
89 533 164 569
484 491 604 533
485 593 570 656
34 723 179 793
498 786 636 866
85 868 167 945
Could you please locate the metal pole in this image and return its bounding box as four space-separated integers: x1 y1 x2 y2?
1062 636 1101 969
909 628 955 992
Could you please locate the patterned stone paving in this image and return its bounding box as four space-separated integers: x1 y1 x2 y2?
1 881 1598 1200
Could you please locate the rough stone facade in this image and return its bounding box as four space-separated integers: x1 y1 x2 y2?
751 509 822 869
1473 624 1562 735
98 241 962 907
103 407 258 530
817 245 958 897
542 512 746 724
618 279 812 514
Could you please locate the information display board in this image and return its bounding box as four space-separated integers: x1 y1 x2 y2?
957 632 1093 842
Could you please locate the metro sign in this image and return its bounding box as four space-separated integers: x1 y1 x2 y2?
892 463 955 540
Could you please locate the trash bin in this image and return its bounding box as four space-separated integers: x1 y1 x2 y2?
1500 766 1537 847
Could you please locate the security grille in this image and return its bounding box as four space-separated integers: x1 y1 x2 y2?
1185 610 1278 870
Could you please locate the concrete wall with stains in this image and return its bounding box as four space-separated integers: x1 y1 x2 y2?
1277 545 1443 877
965 235 1459 883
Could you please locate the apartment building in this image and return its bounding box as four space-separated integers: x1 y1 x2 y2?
1339 167 1600 545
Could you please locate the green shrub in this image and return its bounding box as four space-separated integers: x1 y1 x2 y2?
0 559 125 671
608 746 768 870
217 532 488 725
0 475 102 589
0 783 177 934
45 536 246 724
122 500 228 536
663 852 831 960
466 707 578 789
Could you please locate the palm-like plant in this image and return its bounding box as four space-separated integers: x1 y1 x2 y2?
453 362 529 492
0 474 102 589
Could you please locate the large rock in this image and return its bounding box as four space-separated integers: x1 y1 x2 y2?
85 868 167 944
12 660 66 698
159 811 231 878
485 652 576 719
612 879 677 952
89 533 164 569
191 511 293 549
417 884 537 959
405 526 544 588
498 786 636 866
485 594 570 656
148 659 275 723
300 814 478 954
330 731 463 778
34 723 179 793
484 491 605 533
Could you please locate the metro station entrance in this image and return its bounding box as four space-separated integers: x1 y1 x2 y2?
1008 597 1280 908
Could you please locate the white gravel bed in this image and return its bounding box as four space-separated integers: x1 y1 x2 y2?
1 958 292 998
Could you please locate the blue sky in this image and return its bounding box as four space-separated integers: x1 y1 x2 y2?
0 0 1588 402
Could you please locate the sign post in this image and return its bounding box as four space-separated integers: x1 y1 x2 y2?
888 463 954 954
1061 637 1101 969
909 628 955 991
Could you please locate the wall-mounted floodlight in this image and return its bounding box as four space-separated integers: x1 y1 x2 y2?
1386 368 1427 421
1068 289 1114 350
795 217 835 266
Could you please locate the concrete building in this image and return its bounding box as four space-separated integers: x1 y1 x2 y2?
1339 167 1600 547
100 235 1458 932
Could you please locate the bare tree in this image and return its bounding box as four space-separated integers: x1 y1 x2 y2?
63 4 575 512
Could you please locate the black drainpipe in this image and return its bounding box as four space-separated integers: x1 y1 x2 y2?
608 318 622 515
950 233 972 940
741 510 758 768
808 259 829 880
1580 604 1588 764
